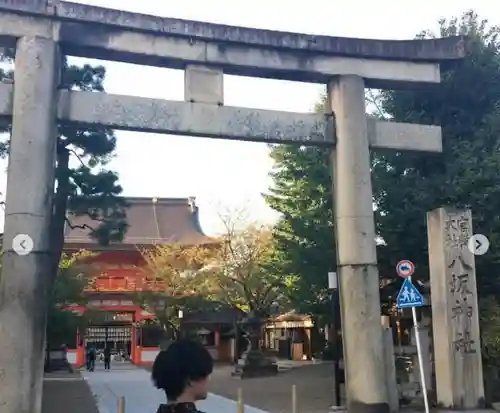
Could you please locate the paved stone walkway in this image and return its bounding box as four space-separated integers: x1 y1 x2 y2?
82 364 269 413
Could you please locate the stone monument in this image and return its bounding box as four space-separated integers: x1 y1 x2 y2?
427 207 484 408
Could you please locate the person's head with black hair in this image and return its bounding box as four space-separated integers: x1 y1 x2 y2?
152 339 213 405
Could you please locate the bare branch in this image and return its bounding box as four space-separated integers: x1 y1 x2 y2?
68 148 86 167
366 89 388 120
65 216 97 233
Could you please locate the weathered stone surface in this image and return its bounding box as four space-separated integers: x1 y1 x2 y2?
427 207 485 409
0 0 466 61
0 0 50 13
382 327 399 413
184 65 224 105
1 83 332 144
0 13 441 86
56 26 441 86
59 91 330 144
0 84 444 149
0 35 59 413
367 117 442 152
329 75 389 413
0 1 466 86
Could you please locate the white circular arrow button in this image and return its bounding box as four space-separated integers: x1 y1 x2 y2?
12 234 34 256
468 234 489 256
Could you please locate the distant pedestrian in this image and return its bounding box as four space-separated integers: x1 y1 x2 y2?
85 346 91 370
104 345 111 371
86 345 96 372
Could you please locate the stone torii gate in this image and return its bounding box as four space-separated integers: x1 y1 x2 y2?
0 2 465 413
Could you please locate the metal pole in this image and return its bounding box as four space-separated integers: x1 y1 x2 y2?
409 276 429 413
292 384 297 413
328 272 342 408
117 396 126 413
331 288 342 407
237 388 244 413
178 309 184 340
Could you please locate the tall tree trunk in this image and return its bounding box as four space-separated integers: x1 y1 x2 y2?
45 149 70 370
49 149 70 282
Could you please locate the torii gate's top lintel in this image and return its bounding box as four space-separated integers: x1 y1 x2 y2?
0 0 467 86
0 0 467 62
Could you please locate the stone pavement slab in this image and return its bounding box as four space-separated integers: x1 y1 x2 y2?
82 364 269 413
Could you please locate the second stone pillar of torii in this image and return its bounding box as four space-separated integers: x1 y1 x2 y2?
328 75 389 413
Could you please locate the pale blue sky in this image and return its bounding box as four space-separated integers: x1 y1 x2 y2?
0 0 497 235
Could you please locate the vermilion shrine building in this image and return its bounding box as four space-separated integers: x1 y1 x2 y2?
65 196 216 367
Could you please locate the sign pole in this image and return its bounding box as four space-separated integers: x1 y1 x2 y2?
395 261 428 413
409 276 429 413
328 272 342 408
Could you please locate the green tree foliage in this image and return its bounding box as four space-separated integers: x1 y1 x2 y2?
265 145 334 316
0 50 127 277
480 297 500 365
374 12 500 383
45 251 95 348
373 11 500 293
266 11 500 325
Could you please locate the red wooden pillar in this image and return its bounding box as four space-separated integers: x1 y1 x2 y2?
214 329 221 347
214 328 221 360
131 325 138 364
76 328 85 367
133 325 142 365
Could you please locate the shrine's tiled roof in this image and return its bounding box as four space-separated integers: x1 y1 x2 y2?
268 311 312 323
181 308 245 325
64 197 216 247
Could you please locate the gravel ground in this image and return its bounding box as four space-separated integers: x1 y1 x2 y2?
207 362 343 413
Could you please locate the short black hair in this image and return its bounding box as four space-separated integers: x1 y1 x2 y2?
151 339 213 401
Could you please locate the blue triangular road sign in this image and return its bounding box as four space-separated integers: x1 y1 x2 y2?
396 278 424 309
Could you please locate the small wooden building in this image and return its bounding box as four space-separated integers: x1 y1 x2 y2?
264 311 314 360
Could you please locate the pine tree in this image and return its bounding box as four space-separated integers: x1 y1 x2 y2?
0 52 128 275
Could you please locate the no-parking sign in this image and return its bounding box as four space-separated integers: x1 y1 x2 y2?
396 260 415 278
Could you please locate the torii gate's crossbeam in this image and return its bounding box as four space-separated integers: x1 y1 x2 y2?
0 1 466 60
0 1 466 87
0 83 442 151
